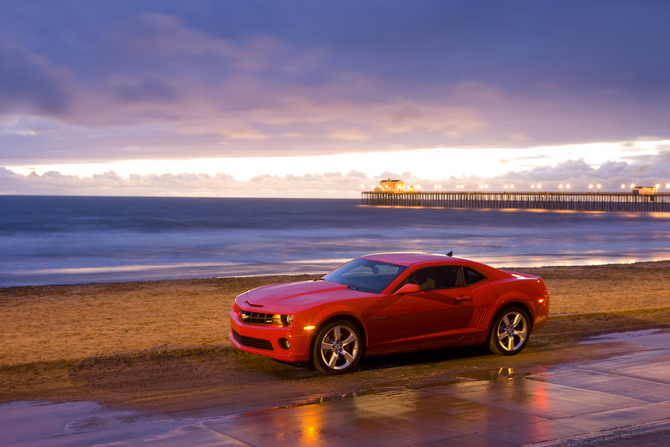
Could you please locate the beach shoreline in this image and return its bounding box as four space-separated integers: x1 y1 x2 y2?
1 260 669 415
2 261 670 367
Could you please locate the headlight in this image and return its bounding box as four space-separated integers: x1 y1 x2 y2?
240 310 294 326
271 314 295 327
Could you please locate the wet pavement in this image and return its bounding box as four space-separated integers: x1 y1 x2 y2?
2 329 670 447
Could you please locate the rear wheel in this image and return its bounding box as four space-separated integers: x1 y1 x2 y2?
488 307 530 355
312 320 362 374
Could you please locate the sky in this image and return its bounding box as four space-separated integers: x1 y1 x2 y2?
1 0 669 197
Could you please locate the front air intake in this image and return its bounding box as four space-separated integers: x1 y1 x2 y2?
232 329 274 351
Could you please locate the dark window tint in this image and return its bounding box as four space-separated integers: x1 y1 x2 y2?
323 258 407 293
402 266 462 291
464 268 486 285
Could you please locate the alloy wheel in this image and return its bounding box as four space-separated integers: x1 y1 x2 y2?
496 310 528 352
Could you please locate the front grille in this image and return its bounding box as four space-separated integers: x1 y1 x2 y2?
240 310 292 326
232 329 274 351
240 310 277 325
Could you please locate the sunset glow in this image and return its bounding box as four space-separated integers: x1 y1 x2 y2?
1 2 669 197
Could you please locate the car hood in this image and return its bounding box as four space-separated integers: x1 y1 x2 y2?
245 280 356 308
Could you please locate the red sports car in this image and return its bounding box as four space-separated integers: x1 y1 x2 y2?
229 253 550 374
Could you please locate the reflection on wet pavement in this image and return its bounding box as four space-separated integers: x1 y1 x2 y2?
2 329 670 447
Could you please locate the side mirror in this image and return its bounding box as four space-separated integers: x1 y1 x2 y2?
395 283 421 294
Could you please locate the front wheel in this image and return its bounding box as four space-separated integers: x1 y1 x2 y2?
488 307 530 355
312 320 362 374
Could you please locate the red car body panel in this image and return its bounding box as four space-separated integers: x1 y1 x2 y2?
229 253 550 364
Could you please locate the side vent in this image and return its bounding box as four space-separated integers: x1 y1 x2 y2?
477 305 491 328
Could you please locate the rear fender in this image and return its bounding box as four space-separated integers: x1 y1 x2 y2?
491 291 533 318
485 286 546 333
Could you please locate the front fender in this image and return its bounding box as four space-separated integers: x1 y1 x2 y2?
301 303 370 349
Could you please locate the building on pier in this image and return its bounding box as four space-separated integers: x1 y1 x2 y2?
374 179 405 193
633 186 658 195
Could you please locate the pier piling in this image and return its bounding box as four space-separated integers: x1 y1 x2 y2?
361 191 670 212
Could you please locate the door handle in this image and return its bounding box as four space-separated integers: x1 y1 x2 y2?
455 295 472 302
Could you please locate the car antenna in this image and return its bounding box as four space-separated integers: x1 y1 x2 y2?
446 251 453 257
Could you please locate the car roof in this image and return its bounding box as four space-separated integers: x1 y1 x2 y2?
360 252 466 266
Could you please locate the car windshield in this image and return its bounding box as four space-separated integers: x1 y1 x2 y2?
322 258 407 294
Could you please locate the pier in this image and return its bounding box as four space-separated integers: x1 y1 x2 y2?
361 191 670 212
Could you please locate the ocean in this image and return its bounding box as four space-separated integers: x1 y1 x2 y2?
1 195 669 287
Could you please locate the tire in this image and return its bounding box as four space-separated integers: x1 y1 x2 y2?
488 307 531 356
312 320 362 374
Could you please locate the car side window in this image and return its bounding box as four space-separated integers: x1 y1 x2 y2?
403 266 462 291
464 267 487 285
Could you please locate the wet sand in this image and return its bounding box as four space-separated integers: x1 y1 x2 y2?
1 261 669 416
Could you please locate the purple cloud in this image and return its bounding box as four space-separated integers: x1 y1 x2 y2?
0 1 668 167
0 45 70 116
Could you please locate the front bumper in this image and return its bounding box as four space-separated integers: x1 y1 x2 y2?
229 310 312 363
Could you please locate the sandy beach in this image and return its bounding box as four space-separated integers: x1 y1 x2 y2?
2 262 670 367
1 261 669 415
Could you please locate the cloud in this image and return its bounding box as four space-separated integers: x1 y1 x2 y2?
110 74 179 105
114 13 236 57
378 171 403 180
2 150 669 198
0 44 71 117
0 70 489 162
366 99 484 135
221 126 268 140
481 155 670 190
329 128 369 141
344 170 368 179
0 167 241 196
1 2 669 166
657 150 670 164
452 81 503 102
0 167 372 198
111 13 277 70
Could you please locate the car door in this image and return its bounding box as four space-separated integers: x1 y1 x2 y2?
388 265 476 348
